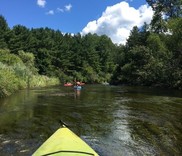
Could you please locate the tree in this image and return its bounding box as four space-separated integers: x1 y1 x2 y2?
0 15 9 49
147 33 170 60
82 33 101 73
126 26 141 49
140 22 151 46
167 18 182 59
8 25 30 54
166 18 182 88
18 50 37 74
147 0 182 18
150 11 167 33
147 0 182 33
0 49 23 65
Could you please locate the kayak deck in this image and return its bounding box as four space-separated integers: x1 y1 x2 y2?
33 126 99 156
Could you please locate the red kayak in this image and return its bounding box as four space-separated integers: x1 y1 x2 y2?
76 82 85 86
64 83 73 86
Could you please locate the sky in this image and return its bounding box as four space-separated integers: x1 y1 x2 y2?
0 0 153 45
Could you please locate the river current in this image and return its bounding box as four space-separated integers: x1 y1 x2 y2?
0 85 181 156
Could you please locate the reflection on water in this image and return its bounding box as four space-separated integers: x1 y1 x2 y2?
74 89 81 99
0 85 182 156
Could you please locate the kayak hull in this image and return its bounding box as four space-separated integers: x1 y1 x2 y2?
64 83 73 86
33 127 99 156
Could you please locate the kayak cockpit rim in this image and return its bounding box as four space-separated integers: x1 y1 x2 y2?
40 150 95 156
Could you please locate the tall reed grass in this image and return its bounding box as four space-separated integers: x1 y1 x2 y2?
0 49 60 97
0 62 59 97
29 75 60 88
0 62 23 97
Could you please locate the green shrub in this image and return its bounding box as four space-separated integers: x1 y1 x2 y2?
0 49 23 65
29 75 59 88
0 64 20 97
0 49 60 97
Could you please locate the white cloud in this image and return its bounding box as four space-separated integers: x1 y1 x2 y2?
46 10 54 15
57 4 72 13
37 0 46 8
65 4 72 11
57 7 64 13
81 1 153 45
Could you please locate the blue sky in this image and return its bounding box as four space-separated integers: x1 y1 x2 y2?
0 0 153 44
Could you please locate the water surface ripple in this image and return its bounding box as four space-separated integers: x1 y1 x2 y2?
0 85 181 156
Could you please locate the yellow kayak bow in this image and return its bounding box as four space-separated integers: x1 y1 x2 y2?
33 126 99 156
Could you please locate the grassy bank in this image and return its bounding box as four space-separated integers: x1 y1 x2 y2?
29 75 60 88
0 49 60 98
0 62 60 97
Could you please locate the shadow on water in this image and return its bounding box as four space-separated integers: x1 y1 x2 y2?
0 85 182 156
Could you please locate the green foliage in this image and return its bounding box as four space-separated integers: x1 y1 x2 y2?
167 18 182 57
147 33 171 60
0 13 181 91
111 26 179 88
126 26 141 49
0 15 117 84
0 62 25 97
18 50 38 74
82 62 99 83
0 49 23 65
8 25 30 54
165 18 182 89
120 46 153 84
147 0 182 18
29 75 59 88
0 15 9 49
147 0 182 33
0 48 60 97
150 11 167 33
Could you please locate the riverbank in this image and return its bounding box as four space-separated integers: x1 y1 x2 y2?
0 69 60 97
0 49 60 98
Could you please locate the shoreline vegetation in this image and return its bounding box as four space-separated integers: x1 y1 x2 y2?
0 0 182 98
0 49 59 97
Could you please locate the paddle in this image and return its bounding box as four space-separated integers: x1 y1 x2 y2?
59 120 69 127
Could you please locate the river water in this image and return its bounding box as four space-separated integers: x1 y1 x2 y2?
0 85 181 156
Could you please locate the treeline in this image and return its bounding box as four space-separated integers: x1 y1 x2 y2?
111 0 182 89
0 0 181 91
111 20 182 89
0 16 117 83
